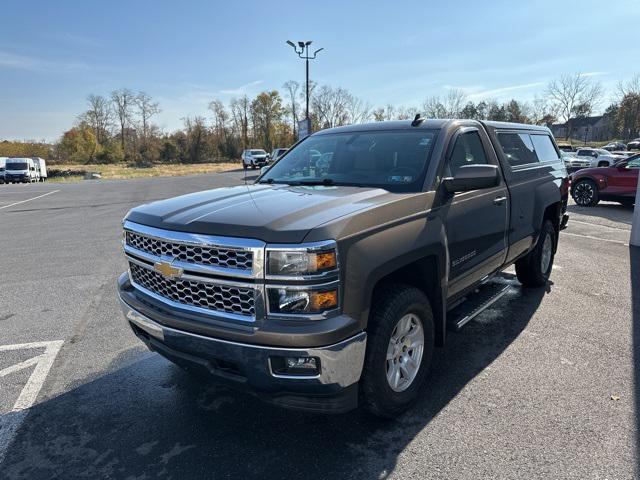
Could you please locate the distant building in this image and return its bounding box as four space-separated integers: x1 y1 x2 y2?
550 116 612 142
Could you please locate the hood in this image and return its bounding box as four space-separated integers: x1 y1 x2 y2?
125 184 409 243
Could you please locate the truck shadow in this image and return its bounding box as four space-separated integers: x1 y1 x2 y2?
1 277 545 480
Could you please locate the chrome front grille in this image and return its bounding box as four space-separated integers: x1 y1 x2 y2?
129 262 256 317
126 231 253 270
123 221 265 322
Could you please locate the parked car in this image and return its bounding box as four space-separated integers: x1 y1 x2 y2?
242 149 269 170
602 142 626 151
557 144 575 152
269 148 289 162
0 157 6 184
118 118 568 417
612 151 636 158
627 138 640 151
32 157 47 181
4 157 40 183
570 154 640 207
573 148 619 168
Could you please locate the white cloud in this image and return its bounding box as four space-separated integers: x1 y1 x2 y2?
218 80 263 95
447 82 546 100
0 50 89 73
579 71 609 77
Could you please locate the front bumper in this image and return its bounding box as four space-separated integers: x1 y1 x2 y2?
119 291 366 413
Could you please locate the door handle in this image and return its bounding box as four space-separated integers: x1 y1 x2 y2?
493 196 507 206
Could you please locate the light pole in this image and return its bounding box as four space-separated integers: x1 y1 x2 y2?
286 40 323 137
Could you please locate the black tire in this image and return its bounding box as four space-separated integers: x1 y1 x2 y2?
515 220 556 287
361 284 435 418
572 179 599 207
597 161 609 168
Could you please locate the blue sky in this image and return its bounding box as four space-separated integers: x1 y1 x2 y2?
1 0 638 141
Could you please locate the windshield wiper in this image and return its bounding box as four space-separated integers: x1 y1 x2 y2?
289 178 335 186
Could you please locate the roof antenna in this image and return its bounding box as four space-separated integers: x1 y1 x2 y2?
411 113 425 127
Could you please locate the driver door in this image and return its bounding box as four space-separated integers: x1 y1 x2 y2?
442 128 509 297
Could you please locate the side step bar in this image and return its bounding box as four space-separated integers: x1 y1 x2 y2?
447 282 512 332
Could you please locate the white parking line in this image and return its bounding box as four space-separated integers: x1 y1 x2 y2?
0 340 64 464
0 190 59 210
569 218 631 231
562 231 629 246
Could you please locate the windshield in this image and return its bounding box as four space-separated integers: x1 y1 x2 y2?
250 150 266 155
7 162 28 170
259 129 438 192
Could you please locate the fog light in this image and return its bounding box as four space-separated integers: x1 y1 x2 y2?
270 356 320 376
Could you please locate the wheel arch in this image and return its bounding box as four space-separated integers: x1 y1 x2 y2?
363 249 447 348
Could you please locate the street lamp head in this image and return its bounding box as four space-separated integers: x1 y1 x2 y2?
286 40 295 48
298 41 305 48
305 40 313 46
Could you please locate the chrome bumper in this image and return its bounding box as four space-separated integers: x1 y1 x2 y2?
119 295 366 388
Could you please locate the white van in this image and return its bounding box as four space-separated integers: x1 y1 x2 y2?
32 157 47 181
5 157 40 183
0 157 7 184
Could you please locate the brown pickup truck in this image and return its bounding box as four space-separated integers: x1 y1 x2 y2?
118 118 569 417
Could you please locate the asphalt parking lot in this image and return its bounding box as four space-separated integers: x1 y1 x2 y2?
0 171 638 479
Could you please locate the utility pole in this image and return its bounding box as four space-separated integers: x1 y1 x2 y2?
286 40 323 139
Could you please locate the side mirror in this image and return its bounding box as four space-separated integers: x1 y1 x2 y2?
442 165 500 193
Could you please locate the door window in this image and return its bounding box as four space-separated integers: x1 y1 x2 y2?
446 131 488 176
626 158 640 169
496 133 537 166
530 134 560 162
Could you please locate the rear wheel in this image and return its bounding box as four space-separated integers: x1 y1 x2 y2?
597 161 609 167
572 179 599 207
361 284 434 418
515 220 556 287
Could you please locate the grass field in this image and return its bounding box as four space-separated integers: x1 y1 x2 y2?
47 162 240 182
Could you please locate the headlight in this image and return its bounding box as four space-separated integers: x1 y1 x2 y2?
266 242 338 277
267 286 339 314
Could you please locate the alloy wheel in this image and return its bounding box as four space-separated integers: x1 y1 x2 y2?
574 182 594 206
386 313 424 392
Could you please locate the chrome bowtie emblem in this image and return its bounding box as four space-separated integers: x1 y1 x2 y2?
153 261 183 279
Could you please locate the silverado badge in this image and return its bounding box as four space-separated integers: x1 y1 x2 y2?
153 261 183 279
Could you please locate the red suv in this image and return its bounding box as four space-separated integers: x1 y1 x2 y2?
570 154 639 207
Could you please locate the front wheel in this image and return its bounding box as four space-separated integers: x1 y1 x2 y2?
572 179 599 207
597 161 609 168
361 284 434 418
515 220 556 287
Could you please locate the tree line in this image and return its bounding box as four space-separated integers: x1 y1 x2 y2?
1 73 639 164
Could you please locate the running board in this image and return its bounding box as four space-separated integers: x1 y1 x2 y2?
447 282 512 332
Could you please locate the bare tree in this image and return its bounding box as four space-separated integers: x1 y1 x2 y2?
282 80 300 138
422 96 447 118
111 88 136 154
209 99 229 139
618 74 640 98
546 73 603 138
81 94 112 145
396 106 419 120
229 95 251 150
135 91 160 144
311 85 350 129
345 93 371 124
